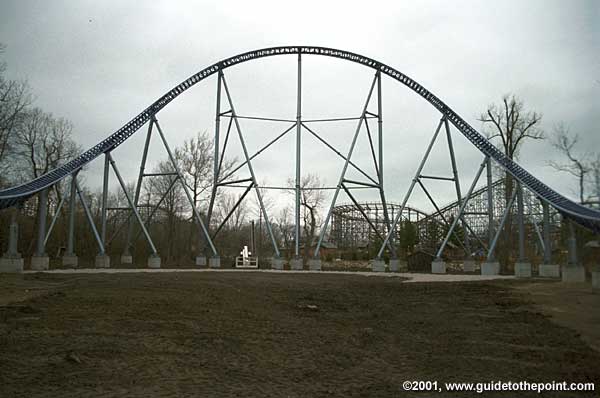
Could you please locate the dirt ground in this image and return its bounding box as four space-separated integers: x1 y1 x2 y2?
1 272 599 397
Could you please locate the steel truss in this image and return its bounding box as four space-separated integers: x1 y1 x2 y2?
1 46 597 267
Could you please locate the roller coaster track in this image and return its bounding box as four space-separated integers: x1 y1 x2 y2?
333 202 432 221
1 46 599 232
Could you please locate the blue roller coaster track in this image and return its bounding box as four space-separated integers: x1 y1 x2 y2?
1 46 599 232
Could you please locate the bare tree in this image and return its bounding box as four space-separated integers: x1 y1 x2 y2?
176 131 236 210
479 94 544 160
287 174 325 259
12 108 80 180
10 108 80 253
591 155 600 205
175 131 236 256
176 132 213 209
276 206 294 255
479 94 543 267
215 191 248 231
548 124 591 203
0 44 33 183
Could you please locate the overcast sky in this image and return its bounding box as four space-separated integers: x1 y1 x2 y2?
0 0 598 216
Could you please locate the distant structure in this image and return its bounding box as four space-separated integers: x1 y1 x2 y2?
330 179 562 257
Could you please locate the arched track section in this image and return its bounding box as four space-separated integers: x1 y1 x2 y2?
1 46 599 232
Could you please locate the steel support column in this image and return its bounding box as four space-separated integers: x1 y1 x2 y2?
101 153 110 246
486 156 494 259
517 182 526 262
375 71 395 255
206 70 223 228
444 118 471 256
294 53 302 258
567 219 578 265
6 206 20 257
542 200 552 263
66 173 77 255
35 188 48 256
487 188 518 261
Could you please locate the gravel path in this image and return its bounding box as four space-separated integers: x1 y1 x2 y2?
23 268 515 282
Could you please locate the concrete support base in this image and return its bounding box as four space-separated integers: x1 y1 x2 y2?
431 260 447 274
62 255 78 268
95 255 110 268
30 256 49 271
371 259 386 272
209 257 221 269
120 254 132 264
514 262 532 278
290 258 303 271
481 261 500 275
592 270 600 293
147 256 161 269
195 256 207 267
539 264 560 278
389 259 400 272
462 260 476 272
561 265 585 283
271 257 284 270
0 257 24 273
308 258 321 271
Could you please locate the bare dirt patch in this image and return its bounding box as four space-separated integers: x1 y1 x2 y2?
512 280 600 352
1 272 598 397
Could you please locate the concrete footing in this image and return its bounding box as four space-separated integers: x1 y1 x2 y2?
208 257 221 269
389 259 400 272
147 256 161 269
462 260 476 272
0 257 24 273
271 257 284 270
195 256 207 267
431 260 446 274
481 261 500 275
120 254 132 264
371 259 386 272
592 270 600 292
95 254 110 268
514 262 532 278
308 258 321 271
561 265 585 283
539 264 560 278
30 256 49 271
62 255 78 268
95 255 110 268
290 258 303 271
